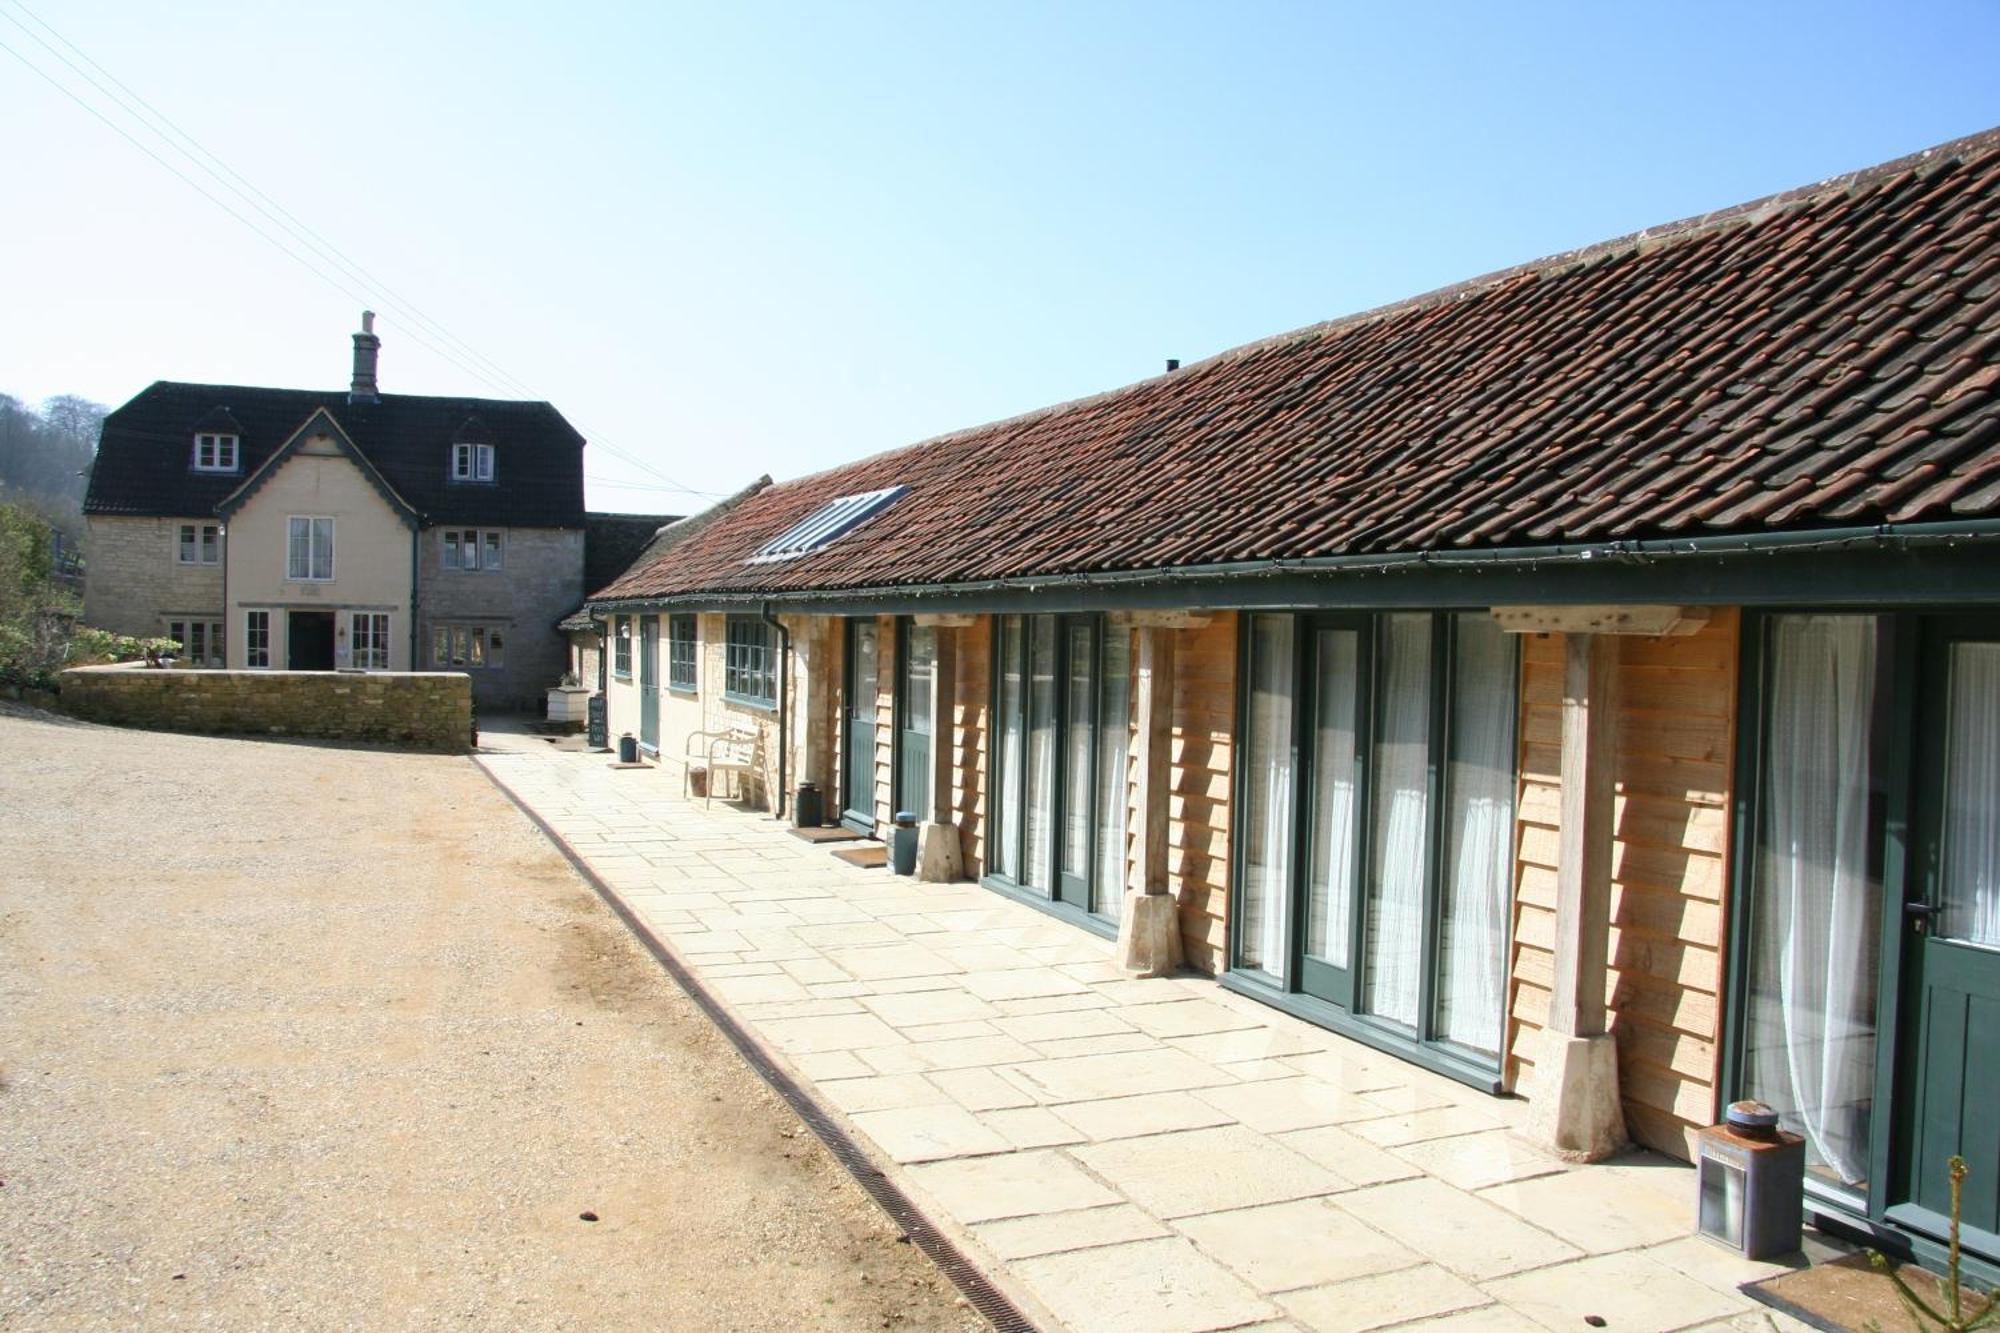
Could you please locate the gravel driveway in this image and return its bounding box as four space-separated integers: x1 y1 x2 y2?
0 705 983 1331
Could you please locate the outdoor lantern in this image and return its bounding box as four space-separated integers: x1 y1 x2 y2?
1696 1100 1806 1260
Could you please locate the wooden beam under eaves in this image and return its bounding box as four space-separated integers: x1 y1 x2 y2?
1490 605 1709 637
912 613 979 628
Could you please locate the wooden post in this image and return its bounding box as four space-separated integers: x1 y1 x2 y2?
1522 629 1630 1160
1119 625 1183 974
1551 630 1617 1038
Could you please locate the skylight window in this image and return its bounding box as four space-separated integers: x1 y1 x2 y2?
747 485 909 564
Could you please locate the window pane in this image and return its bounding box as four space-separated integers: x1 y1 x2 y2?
1240 614 1296 981
1023 615 1058 895
190 622 206 662
1364 613 1431 1030
1435 613 1518 1059
483 532 503 571
434 626 450 666
443 532 460 568
996 616 1023 883
180 525 196 562
312 519 334 580
1306 629 1361 970
489 630 504 668
201 526 218 564
1942 643 2000 946
1095 626 1132 921
1064 622 1095 878
1744 614 1881 1194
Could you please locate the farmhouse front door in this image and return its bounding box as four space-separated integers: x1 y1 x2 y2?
1892 620 2000 1261
287 609 335 670
638 617 659 753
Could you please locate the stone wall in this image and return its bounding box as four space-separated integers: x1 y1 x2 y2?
82 515 224 637
60 665 472 752
419 525 583 710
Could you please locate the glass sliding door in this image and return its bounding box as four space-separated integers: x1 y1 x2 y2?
1740 614 1884 1200
1238 614 1296 983
986 613 1129 928
842 618 880 832
897 622 936 820
1094 627 1133 922
1364 613 1432 1030
1436 613 1520 1060
1231 609 1519 1084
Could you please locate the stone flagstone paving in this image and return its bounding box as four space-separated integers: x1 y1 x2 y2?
476 729 1814 1333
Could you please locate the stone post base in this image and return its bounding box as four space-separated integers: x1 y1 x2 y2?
1521 1031 1630 1162
916 822 964 882
1118 892 1184 977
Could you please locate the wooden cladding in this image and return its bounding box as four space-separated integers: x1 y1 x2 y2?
1170 612 1237 973
1508 611 1740 1160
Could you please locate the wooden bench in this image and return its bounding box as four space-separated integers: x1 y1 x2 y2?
685 726 760 807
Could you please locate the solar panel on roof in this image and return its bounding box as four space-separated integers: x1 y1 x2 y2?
746 485 910 564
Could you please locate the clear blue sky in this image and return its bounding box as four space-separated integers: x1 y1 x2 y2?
3 1 1996 512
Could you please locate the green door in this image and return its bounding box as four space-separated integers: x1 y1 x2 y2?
1894 621 2000 1260
638 617 659 752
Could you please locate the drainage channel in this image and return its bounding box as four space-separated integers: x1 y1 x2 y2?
474 757 1042 1333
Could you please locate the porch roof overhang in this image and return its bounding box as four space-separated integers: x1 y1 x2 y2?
581 517 2000 620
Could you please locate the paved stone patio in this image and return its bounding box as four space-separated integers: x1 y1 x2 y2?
477 730 1814 1333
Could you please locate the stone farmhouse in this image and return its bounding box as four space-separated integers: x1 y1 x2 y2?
83 317 598 708
586 129 2000 1280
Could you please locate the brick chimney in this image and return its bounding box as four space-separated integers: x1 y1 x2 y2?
350 310 380 403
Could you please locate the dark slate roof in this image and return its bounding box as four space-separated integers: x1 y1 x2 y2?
85 384 586 527
600 128 2000 603
583 510 682 594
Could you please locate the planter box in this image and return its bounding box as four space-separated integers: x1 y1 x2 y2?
546 685 594 724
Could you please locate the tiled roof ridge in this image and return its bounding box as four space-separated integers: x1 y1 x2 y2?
749 125 2000 497
134 380 566 411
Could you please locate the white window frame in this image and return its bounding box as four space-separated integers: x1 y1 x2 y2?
166 618 225 668
432 623 504 670
613 616 632 678
245 609 271 669
442 528 504 571
191 433 239 473
286 515 335 582
451 442 495 482
351 612 391 671
177 522 222 566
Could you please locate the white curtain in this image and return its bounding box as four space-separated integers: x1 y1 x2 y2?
1749 614 1879 1187
1241 615 1295 980
1436 614 1517 1057
1366 614 1430 1029
1096 629 1133 922
1025 616 1057 895
997 617 1023 882
1944 643 2000 947
1307 630 1359 968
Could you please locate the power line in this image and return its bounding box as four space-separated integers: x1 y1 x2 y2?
0 7 725 501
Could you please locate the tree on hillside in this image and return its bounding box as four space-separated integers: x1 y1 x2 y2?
0 394 102 530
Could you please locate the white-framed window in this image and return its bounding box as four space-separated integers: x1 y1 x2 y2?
245 610 271 668
177 522 221 565
441 528 505 571
667 613 697 691
451 442 495 482
166 618 225 668
191 433 239 472
351 613 391 670
286 515 335 581
613 616 632 678
432 623 504 670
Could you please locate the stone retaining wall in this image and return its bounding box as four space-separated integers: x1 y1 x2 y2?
60 666 472 752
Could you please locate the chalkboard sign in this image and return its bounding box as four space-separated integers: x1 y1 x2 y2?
587 694 608 750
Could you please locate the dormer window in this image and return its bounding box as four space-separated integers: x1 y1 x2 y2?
192 433 239 472
451 442 495 482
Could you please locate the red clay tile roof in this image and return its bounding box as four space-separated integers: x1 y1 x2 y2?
599 128 2000 603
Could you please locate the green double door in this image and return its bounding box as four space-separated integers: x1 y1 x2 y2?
1895 620 2000 1255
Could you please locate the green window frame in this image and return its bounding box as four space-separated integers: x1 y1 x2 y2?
724 615 777 708
667 614 698 692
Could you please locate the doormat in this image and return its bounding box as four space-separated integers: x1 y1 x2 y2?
832 843 888 869
1745 1252 1993 1332
790 825 861 845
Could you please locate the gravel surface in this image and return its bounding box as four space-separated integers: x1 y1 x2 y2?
0 705 986 1331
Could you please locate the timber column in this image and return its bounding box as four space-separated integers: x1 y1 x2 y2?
1118 623 1184 976
1521 628 1630 1160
